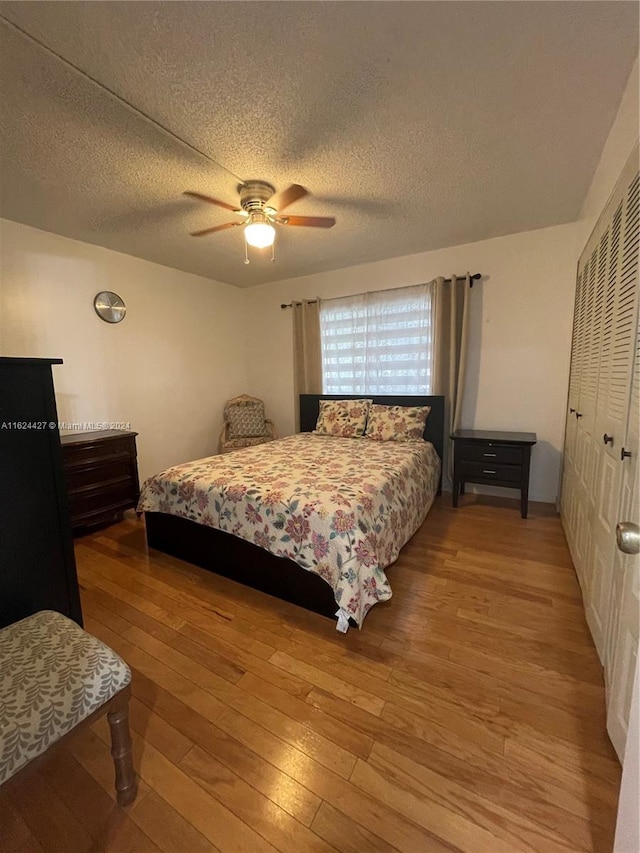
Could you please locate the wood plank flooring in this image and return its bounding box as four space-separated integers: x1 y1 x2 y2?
1 496 621 852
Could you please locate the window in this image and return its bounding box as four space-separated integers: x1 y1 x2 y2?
320 284 433 395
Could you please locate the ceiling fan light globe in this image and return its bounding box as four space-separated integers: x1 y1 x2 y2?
244 221 276 248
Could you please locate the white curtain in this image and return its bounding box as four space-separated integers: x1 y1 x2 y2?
320 284 434 394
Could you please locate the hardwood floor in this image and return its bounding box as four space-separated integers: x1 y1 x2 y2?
1 496 621 852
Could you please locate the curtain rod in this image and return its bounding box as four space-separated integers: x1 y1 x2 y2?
280 273 482 309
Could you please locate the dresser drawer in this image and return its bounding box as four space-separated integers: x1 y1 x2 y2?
68 481 138 520
63 438 134 469
66 458 133 492
459 460 523 483
457 443 523 465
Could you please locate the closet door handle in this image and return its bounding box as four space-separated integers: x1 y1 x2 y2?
569 408 576 414
575 412 583 419
616 522 640 555
621 447 632 460
603 434 614 446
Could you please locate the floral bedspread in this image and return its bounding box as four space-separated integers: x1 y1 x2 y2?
137 434 441 627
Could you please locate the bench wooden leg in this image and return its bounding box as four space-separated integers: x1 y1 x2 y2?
107 689 137 806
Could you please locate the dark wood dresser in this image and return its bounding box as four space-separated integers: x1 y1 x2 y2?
451 429 537 518
0 357 82 627
61 430 140 533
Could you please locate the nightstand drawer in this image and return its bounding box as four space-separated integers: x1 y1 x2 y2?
459 461 523 483
458 443 522 465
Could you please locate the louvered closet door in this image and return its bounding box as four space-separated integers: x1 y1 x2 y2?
564 229 605 585
575 245 604 596
561 263 588 567
587 162 639 660
605 318 639 761
579 206 619 646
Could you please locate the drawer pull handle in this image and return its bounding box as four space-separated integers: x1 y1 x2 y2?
603 433 614 446
483 453 497 457
483 469 496 474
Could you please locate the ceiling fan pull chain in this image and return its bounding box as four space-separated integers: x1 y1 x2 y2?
244 241 250 265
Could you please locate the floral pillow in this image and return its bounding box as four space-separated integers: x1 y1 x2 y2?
314 399 372 438
364 404 431 442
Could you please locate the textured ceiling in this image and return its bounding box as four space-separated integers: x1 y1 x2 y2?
0 2 637 287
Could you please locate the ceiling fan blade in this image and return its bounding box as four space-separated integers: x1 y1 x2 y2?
269 184 308 212
189 221 241 236
279 215 336 228
184 191 239 213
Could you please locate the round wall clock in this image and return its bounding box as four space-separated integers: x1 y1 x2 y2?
94 291 126 323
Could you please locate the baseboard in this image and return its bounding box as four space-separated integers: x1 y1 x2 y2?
443 483 557 505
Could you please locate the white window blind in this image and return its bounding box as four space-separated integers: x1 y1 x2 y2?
320 284 434 395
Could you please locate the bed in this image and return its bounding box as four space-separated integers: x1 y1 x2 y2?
140 394 444 629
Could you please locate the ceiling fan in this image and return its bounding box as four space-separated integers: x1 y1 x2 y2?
184 181 336 261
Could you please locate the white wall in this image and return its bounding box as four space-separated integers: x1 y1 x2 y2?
550 55 639 508
0 215 582 505
244 221 582 504
3 59 635 501
244 55 638 506
0 219 249 482
579 57 639 247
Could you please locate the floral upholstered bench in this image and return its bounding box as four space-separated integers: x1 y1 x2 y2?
0 610 137 806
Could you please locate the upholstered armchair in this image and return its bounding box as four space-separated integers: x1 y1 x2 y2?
219 394 277 454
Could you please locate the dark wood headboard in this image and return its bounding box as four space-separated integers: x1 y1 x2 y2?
299 394 446 465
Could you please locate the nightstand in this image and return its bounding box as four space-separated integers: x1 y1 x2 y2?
451 429 537 518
